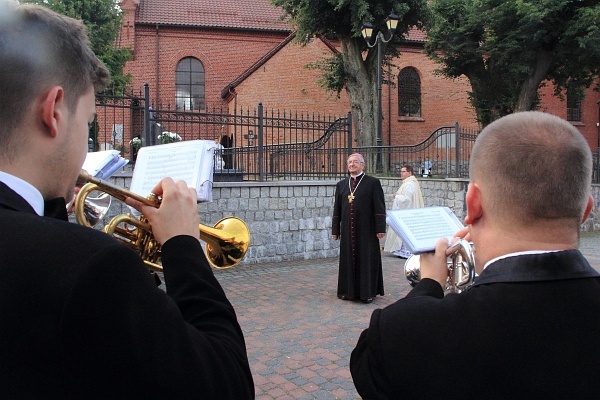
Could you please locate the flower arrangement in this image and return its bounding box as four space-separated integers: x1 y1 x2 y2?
129 137 142 151
158 131 182 144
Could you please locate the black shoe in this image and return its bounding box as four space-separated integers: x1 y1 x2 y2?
361 298 373 304
339 295 349 300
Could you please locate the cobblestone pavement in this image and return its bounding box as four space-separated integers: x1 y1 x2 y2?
208 233 600 400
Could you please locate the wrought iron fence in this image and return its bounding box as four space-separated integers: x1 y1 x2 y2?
353 124 478 179
93 85 354 181
92 85 599 183
91 89 144 155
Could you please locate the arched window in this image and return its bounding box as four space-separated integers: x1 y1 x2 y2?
175 57 205 110
398 67 421 117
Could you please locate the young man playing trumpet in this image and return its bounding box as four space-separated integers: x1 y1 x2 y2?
350 111 600 399
0 4 253 398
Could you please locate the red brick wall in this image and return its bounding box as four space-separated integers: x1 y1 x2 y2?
119 12 600 151
232 38 351 116
539 83 600 152
231 40 477 145
123 24 288 108
387 46 478 145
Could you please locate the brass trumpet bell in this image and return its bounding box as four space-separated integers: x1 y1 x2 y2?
74 170 250 271
201 217 249 269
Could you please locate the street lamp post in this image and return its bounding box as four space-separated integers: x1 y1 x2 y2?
362 13 399 172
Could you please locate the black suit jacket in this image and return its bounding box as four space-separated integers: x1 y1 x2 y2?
350 251 600 399
0 182 254 399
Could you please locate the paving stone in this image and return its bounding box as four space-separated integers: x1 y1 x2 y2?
194 234 600 399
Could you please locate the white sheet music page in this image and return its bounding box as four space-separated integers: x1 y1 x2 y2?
386 207 464 254
130 140 217 203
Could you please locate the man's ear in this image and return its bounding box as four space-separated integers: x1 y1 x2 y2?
464 183 483 225
40 86 65 138
581 195 594 224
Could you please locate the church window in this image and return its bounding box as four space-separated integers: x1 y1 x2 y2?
175 57 205 110
566 85 582 122
398 67 421 117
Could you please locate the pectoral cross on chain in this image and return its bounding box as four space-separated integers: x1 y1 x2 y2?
348 193 355 203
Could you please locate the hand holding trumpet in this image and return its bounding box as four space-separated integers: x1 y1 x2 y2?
419 227 471 287
418 238 454 289
125 177 200 245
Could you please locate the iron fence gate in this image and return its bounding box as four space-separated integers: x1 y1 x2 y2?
92 85 599 183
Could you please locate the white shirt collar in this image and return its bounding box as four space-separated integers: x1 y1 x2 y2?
0 170 44 216
483 250 561 270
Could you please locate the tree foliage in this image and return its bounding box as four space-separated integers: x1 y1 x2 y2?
425 0 600 127
23 0 131 92
272 0 428 147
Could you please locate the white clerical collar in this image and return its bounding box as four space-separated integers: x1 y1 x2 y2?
483 250 561 270
0 170 44 216
350 172 364 179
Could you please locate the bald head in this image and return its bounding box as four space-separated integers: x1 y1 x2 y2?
470 112 592 224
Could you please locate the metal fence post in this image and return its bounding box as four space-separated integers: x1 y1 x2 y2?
454 121 460 178
258 103 264 182
347 111 353 156
143 83 151 147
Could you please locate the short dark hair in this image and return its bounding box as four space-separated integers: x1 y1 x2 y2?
0 3 110 155
470 111 592 223
402 165 413 174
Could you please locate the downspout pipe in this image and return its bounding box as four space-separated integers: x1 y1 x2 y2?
155 24 159 103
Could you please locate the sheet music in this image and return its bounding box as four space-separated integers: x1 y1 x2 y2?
386 207 464 254
99 157 129 179
130 140 216 202
82 150 128 179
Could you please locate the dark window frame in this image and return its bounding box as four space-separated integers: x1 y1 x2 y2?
175 57 205 111
566 86 582 122
398 67 422 117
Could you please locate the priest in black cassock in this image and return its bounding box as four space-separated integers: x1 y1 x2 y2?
332 153 386 303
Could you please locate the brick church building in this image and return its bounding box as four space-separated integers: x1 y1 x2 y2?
118 0 600 150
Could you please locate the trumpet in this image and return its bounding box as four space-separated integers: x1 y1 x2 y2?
404 239 476 293
74 170 250 271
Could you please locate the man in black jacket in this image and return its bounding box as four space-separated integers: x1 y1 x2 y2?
350 111 599 399
0 3 254 398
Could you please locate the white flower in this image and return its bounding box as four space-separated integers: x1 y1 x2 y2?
129 137 142 149
158 131 182 143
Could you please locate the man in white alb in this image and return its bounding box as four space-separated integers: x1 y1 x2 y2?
384 165 424 258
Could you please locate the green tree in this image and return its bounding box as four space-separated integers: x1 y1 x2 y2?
23 0 131 92
425 0 600 127
272 0 428 147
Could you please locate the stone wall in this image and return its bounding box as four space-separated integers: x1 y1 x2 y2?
101 173 599 266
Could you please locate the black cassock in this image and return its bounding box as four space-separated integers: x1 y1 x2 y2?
332 173 386 300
